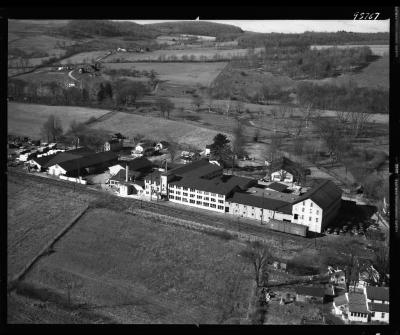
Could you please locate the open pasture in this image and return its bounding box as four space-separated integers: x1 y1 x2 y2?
8 102 110 140
21 208 253 323
7 175 96 281
104 62 228 86
91 111 230 149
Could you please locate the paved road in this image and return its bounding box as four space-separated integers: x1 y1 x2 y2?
68 70 78 81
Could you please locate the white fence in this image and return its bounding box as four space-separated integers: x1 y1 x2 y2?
59 175 87 184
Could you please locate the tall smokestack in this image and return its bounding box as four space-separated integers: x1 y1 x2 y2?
126 163 129 182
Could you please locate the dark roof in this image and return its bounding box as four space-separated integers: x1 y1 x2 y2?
165 158 210 176
293 180 342 211
145 170 163 183
43 147 94 168
366 286 389 302
30 153 58 167
295 286 326 298
58 151 118 172
228 192 292 214
348 293 368 314
267 182 289 192
123 157 152 171
368 303 389 313
169 174 255 196
270 157 311 177
106 139 121 144
334 294 348 307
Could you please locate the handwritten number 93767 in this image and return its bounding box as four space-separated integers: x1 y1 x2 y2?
354 12 380 20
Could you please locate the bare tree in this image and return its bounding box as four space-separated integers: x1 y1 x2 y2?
240 242 271 287
156 97 174 119
348 107 372 138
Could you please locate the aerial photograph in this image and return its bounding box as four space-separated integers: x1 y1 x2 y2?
7 16 390 325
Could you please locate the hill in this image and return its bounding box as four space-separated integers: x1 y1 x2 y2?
147 21 243 38
58 20 161 39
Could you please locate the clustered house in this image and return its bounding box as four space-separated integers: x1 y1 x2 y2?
143 158 342 234
268 156 311 184
333 286 389 324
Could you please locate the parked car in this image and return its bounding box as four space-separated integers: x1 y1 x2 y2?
334 228 340 235
342 225 348 232
326 227 332 234
339 229 345 235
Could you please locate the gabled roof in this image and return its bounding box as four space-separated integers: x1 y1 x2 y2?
43 147 94 168
368 303 389 313
348 292 368 314
293 179 342 211
30 153 58 167
366 286 389 302
295 286 326 298
58 151 118 172
228 192 292 214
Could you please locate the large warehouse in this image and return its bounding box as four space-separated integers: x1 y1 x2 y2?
144 159 342 233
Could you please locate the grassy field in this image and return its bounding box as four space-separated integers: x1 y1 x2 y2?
304 54 389 90
7 102 110 139
59 51 110 64
104 62 228 86
90 111 230 149
17 208 253 324
7 175 96 281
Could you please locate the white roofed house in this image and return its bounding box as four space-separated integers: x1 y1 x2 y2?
291 180 342 233
155 141 169 152
132 140 155 157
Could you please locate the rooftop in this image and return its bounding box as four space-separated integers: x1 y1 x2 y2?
366 286 389 302
334 294 348 307
170 174 255 196
266 182 289 192
43 147 95 168
295 286 326 298
293 179 342 210
58 151 118 172
368 303 389 313
247 186 299 203
348 292 368 314
229 192 292 214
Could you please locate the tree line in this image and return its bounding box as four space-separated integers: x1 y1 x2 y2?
237 31 389 49
297 82 389 114
8 77 151 109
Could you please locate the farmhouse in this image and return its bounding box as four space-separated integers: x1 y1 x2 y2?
104 139 123 152
155 140 169 151
348 292 369 323
269 157 310 184
132 141 155 157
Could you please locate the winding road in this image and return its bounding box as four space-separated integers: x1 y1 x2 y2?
68 70 78 81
